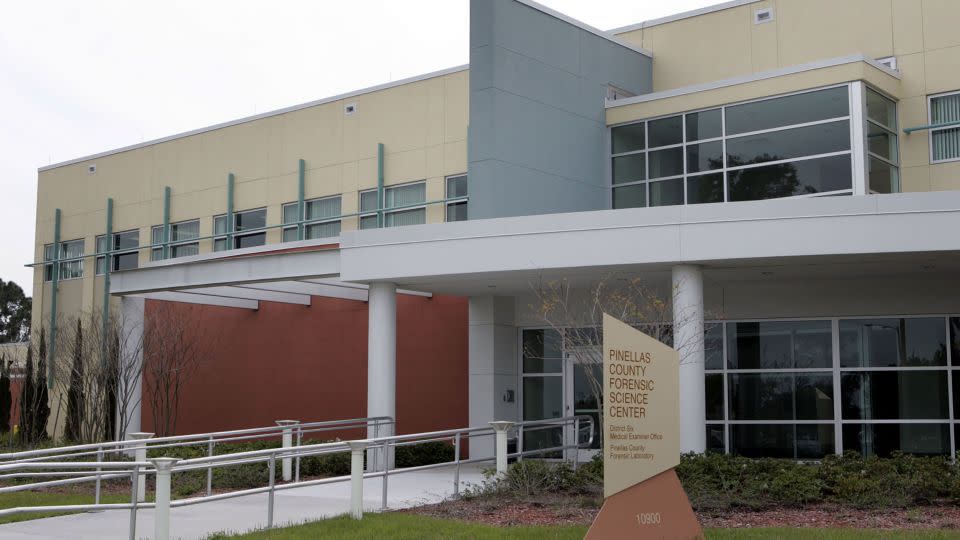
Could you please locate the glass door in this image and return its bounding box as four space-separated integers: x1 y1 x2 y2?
565 347 602 461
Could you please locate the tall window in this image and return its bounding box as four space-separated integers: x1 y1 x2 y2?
866 88 900 193
151 219 200 260
930 91 960 163
43 239 84 281
282 196 342 242
214 208 266 251
96 230 139 274
445 174 468 222
358 190 379 230
611 85 857 208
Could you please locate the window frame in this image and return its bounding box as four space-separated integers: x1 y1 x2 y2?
96 229 140 274
358 189 379 230
611 83 860 209
151 219 200 261
444 174 468 222
282 195 342 242
43 238 85 282
928 90 960 165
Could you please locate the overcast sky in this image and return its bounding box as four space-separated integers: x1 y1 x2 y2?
0 0 717 292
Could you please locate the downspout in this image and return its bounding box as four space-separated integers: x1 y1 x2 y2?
100 198 113 367
162 186 171 259
376 143 384 228
226 173 235 250
297 159 305 240
48 208 61 388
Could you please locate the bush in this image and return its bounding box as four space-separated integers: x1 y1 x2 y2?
396 441 455 468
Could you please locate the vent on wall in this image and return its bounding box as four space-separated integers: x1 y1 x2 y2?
344 103 358 115
876 56 898 71
753 7 773 24
87 164 97 174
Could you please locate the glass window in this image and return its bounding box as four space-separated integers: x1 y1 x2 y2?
283 197 342 242
523 329 562 373
612 154 645 184
523 377 563 420
866 88 897 130
446 175 468 199
726 120 850 167
841 371 948 419
384 208 425 227
648 115 683 148
929 93 960 162
706 425 725 453
384 183 425 209
649 178 683 207
685 109 722 141
305 221 341 240
282 203 299 225
839 318 947 368
446 201 468 222
359 215 379 230
867 122 898 162
730 424 834 459
307 197 341 221
648 147 684 179
868 156 900 194
951 317 960 363
727 321 832 369
844 423 949 457
214 209 267 250
705 374 723 421
686 173 724 205
686 141 723 173
45 239 85 281
151 220 199 260
235 208 266 232
728 373 833 420
613 183 645 209
704 323 724 370
611 123 645 154
360 190 379 213
727 154 852 202
725 86 849 135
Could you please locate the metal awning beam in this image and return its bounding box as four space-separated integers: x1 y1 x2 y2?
135 291 260 310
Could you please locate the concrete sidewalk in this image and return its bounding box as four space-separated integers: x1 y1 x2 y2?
0 464 486 539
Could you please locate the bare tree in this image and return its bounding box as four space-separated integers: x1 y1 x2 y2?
143 302 216 437
529 274 716 444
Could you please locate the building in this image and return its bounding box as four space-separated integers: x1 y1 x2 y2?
32 0 960 459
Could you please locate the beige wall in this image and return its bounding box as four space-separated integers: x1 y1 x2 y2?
32 69 470 331
615 0 960 194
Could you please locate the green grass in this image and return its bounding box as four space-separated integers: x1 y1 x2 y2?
0 491 135 524
208 513 960 539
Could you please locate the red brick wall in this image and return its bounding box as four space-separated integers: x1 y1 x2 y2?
141 294 467 438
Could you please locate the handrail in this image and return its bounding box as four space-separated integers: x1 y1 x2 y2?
0 415 595 540
0 416 392 463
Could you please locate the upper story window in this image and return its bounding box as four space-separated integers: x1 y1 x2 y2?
282 195 342 242
96 230 139 274
611 85 874 209
930 91 960 163
359 190 379 230
151 219 200 261
384 182 426 227
214 208 266 251
43 239 84 282
358 182 427 229
445 174 468 222
865 88 900 193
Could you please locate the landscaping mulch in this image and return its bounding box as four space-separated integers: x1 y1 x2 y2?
403 496 960 531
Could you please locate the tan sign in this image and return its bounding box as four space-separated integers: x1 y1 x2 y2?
587 314 701 539
601 313 680 498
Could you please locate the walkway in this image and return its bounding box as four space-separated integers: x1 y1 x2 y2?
0 464 486 539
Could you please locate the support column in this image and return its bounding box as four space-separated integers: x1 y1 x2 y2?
672 265 706 453
468 296 518 459
367 282 396 468
118 296 145 440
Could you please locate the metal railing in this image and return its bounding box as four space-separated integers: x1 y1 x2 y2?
0 415 594 540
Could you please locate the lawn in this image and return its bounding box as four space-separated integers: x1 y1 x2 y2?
0 490 134 524
210 513 960 539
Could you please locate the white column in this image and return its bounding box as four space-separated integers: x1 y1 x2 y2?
489 421 514 475
672 264 706 453
119 296 145 439
367 282 396 468
127 431 153 501
275 420 299 482
150 458 179 540
468 297 518 459
348 441 368 519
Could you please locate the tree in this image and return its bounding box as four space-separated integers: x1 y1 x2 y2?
64 319 85 442
0 354 10 433
0 280 31 344
33 330 50 442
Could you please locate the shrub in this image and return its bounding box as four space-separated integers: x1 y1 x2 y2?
396 441 454 468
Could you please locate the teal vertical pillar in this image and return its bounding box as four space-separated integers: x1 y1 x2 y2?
162 187 171 259
226 173 235 250
376 143 384 228
100 198 113 367
48 208 61 388
297 159 305 241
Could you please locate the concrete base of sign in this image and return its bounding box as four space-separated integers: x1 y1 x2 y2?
585 468 703 540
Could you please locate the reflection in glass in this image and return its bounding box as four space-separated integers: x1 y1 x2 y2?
613 184 646 209
841 371 948 419
727 155 852 201
686 109 722 141
686 173 724 204
839 318 947 367
686 141 723 173
866 88 897 130
522 329 562 373
727 321 832 369
868 156 900 194
612 153 646 184
706 424 725 453
648 115 683 148
705 374 724 420
648 147 684 178
649 178 683 207
867 123 898 162
523 377 563 420
728 373 833 420
844 423 949 457
704 323 724 370
730 424 834 459
725 86 849 135
612 123 645 154
726 120 850 167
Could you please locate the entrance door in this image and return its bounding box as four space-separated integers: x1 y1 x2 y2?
565 347 602 461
